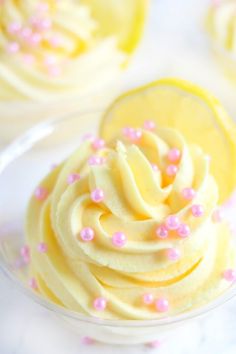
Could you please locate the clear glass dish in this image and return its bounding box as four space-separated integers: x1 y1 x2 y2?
0 111 236 345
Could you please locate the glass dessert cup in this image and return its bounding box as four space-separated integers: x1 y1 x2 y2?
0 111 236 345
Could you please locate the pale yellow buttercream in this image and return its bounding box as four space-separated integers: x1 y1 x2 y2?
26 128 235 319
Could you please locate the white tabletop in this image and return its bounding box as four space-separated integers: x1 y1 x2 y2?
1 0 236 353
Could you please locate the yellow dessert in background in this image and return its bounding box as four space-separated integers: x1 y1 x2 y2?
206 0 236 82
0 0 148 140
24 79 236 320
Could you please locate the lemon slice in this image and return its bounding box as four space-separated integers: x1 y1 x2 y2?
81 0 149 53
100 78 236 202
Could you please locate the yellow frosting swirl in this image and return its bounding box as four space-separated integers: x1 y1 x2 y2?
0 0 124 100
206 0 236 54
26 128 235 320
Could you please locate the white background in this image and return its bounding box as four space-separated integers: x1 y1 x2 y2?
1 0 236 353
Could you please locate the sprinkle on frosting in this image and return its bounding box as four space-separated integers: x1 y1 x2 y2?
182 188 196 201
29 277 38 290
166 164 178 176
112 232 127 248
223 269 236 282
143 120 156 131
142 293 154 305
34 186 48 201
168 148 181 163
91 188 104 203
80 227 95 242
93 297 107 311
155 298 169 313
177 224 191 238
37 242 48 253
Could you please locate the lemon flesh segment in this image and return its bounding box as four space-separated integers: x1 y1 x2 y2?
100 78 236 203
80 0 149 53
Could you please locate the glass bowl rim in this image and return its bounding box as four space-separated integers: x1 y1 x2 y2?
0 109 236 329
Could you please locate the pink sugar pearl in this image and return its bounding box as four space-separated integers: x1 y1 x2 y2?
80 227 95 242
151 163 159 172
143 120 156 131
48 65 61 77
122 127 134 137
88 155 104 166
44 55 57 66
23 54 35 65
67 173 81 184
147 340 161 348
38 18 52 31
20 27 32 40
29 277 38 290
168 148 181 163
91 188 104 203
92 138 105 150
191 204 204 217
37 242 48 253
129 129 143 143
28 32 42 46
20 245 30 263
166 248 181 261
20 245 30 258
165 215 180 230
93 297 107 311
142 293 154 305
212 209 223 223
112 231 127 248
177 223 190 238
155 225 169 239
7 42 20 53
182 187 196 200
155 298 169 312
81 337 95 345
166 164 178 177
49 35 62 48
34 186 48 201
8 22 21 34
223 269 236 282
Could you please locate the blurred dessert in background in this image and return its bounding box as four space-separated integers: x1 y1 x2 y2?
0 0 148 142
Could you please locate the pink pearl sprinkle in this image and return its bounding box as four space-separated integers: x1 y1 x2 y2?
23 54 35 65
142 293 154 305
168 148 181 163
67 173 81 184
80 227 95 242
20 245 30 258
8 22 21 34
34 186 48 201
151 163 159 172
29 277 38 290
48 65 61 77
166 164 178 177
147 340 161 349
129 129 143 143
37 242 48 253
20 27 32 40
155 225 169 239
112 231 127 248
28 32 42 46
7 42 20 53
49 35 62 48
122 127 134 137
91 188 104 203
81 337 95 345
44 55 57 66
182 187 196 200
20 245 31 264
191 204 204 217
93 297 107 311
212 209 223 223
92 138 105 150
166 248 181 261
143 120 156 131
38 18 52 31
223 269 236 282
177 223 190 238
155 298 169 312
165 215 180 230
88 155 104 166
